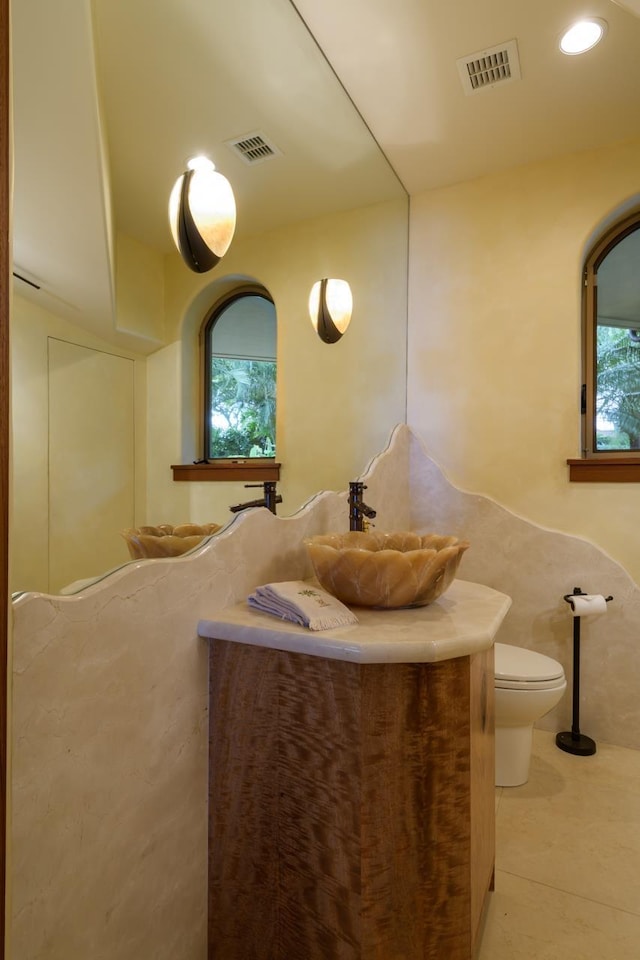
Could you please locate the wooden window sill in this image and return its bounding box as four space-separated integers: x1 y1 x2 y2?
171 460 281 482
567 458 640 482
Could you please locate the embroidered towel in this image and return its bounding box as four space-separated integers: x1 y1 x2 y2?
247 580 359 631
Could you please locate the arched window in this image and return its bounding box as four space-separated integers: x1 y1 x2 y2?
582 210 640 459
203 291 277 460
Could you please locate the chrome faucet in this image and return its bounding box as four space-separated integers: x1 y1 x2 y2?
348 481 377 532
230 481 282 515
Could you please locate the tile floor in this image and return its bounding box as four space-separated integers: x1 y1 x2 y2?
477 728 640 960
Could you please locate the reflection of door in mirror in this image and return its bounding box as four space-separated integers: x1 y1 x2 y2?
12 338 136 595
204 292 276 460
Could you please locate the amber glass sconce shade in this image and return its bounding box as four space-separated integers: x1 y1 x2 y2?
308 278 353 343
168 156 236 273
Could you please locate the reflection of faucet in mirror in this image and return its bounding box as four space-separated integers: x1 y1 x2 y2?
348 481 377 532
229 481 282 515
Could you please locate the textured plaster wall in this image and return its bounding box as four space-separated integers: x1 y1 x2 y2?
115 231 166 345
407 137 640 583
408 430 640 751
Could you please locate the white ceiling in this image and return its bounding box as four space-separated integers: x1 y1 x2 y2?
11 0 640 346
294 0 640 194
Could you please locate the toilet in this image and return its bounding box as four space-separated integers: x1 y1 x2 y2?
494 642 567 787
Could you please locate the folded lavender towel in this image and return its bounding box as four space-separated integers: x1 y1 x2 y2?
247 580 359 631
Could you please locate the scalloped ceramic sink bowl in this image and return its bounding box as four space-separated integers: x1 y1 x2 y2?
121 522 221 560
305 531 470 609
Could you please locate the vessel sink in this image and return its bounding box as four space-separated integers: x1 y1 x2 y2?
304 530 470 609
122 522 221 559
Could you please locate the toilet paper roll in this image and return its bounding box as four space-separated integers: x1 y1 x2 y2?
569 594 607 617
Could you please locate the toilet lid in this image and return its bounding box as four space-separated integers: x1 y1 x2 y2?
494 642 564 682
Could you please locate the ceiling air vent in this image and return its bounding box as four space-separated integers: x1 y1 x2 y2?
457 39 521 95
226 132 281 165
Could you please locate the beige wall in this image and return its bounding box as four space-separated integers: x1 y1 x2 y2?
145 197 409 527
408 429 640 752
115 231 166 346
11 293 147 593
407 138 640 584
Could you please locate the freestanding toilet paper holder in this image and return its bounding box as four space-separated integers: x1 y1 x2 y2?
556 587 613 757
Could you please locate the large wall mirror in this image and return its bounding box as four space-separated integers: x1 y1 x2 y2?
11 0 409 595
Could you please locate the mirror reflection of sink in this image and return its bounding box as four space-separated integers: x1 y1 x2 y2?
122 523 222 559
304 531 469 609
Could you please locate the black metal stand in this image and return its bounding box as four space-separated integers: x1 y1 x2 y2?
556 587 612 757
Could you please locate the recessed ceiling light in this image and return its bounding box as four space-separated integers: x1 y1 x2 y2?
560 18 607 55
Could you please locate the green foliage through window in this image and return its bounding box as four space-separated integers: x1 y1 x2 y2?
596 326 640 450
208 357 276 458
583 211 640 456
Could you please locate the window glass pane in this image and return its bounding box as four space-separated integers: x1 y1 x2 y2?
208 358 276 458
206 295 277 459
595 325 640 450
212 296 276 361
595 226 640 452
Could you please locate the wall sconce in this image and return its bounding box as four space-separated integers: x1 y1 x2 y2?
308 278 353 344
168 156 236 273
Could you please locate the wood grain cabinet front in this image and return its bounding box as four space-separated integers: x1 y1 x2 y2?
208 640 495 960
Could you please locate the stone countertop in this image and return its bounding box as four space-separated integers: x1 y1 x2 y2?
198 579 511 664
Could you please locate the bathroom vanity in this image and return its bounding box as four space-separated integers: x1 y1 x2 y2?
198 579 511 960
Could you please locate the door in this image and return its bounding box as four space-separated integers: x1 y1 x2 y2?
48 338 135 592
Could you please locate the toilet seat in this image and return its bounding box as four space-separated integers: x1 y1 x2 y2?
494 642 565 690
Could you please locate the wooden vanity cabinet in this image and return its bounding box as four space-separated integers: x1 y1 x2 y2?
208 640 495 960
